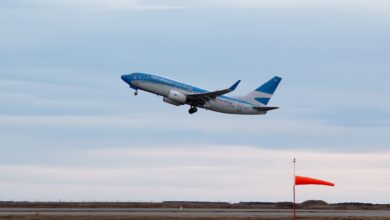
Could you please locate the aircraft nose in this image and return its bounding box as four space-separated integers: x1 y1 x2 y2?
121 74 131 84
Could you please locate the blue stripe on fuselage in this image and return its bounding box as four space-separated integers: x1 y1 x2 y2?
130 72 254 106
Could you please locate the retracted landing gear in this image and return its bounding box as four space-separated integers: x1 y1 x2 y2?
188 106 198 114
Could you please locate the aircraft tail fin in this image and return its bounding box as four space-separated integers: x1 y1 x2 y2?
240 76 282 106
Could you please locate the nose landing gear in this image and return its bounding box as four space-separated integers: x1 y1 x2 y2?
134 91 138 96
188 106 198 114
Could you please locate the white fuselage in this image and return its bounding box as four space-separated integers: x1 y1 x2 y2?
132 80 266 115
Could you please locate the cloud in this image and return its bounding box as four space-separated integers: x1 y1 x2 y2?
0 145 389 202
0 114 361 136
0 0 389 205
1 111 389 152
210 0 330 8
0 0 185 11
3 0 390 11
204 0 390 10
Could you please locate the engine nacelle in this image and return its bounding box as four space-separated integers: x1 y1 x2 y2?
163 97 181 106
167 90 187 104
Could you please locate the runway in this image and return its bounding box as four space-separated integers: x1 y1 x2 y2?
1 208 390 218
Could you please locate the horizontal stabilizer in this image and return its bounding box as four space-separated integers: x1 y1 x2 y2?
253 106 279 111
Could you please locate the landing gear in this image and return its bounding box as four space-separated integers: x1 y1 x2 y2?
134 91 138 96
188 106 198 114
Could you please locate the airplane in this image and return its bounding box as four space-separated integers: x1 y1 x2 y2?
121 72 282 115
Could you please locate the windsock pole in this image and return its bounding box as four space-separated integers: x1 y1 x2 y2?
293 158 296 220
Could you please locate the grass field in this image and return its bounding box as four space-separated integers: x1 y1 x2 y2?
1 202 389 220
1 215 390 220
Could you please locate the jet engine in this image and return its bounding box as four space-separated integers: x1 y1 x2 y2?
163 90 187 106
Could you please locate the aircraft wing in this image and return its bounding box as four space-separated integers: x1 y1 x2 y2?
186 80 241 106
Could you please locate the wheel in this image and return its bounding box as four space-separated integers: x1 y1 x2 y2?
188 106 197 114
134 91 138 96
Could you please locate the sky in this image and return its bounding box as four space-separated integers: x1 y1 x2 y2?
0 0 389 203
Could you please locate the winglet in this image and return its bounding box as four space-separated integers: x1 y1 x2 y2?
229 80 241 91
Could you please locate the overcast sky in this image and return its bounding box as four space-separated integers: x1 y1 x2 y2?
0 0 389 203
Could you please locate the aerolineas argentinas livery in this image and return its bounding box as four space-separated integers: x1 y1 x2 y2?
121 73 282 115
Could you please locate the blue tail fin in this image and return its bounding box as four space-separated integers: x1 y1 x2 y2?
256 76 282 95
240 76 282 106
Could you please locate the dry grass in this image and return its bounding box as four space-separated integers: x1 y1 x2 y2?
0 216 390 220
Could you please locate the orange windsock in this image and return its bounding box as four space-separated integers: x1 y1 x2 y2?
295 175 335 186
